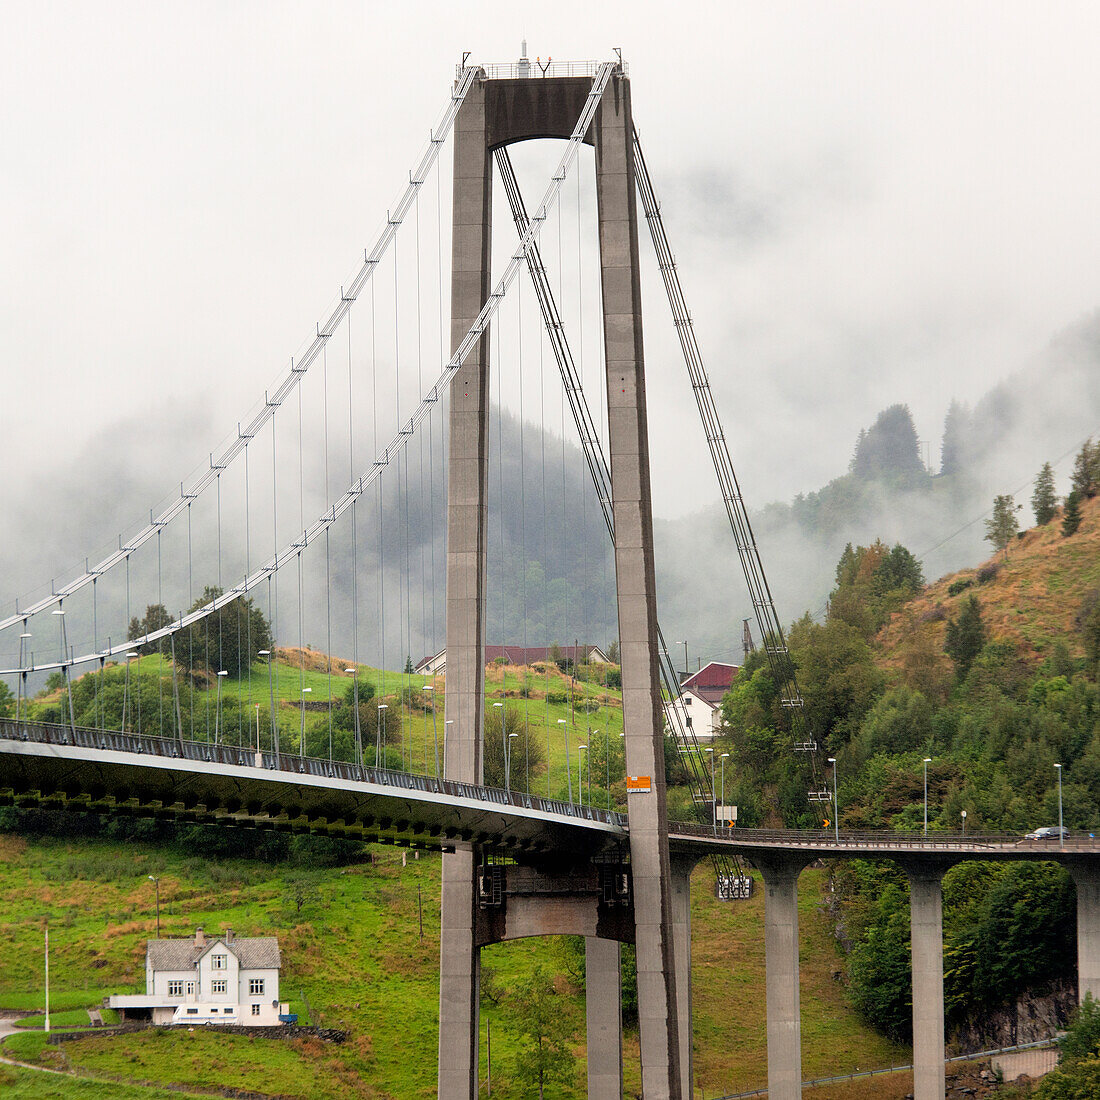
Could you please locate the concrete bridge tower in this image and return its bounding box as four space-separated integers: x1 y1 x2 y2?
438 59 684 1099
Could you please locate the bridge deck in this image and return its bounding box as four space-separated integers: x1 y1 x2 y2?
5 719 1099 865
0 719 626 854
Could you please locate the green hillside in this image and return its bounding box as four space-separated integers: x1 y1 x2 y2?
0 829 912 1099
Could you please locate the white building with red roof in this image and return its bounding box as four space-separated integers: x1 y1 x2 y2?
664 661 739 741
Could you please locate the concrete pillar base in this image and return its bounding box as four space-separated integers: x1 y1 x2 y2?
587 938 623 1099
904 862 947 1100
670 855 697 1098
757 855 811 1100
1067 859 1100 1003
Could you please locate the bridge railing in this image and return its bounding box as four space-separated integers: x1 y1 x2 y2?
0 717 627 830
668 822 1098 850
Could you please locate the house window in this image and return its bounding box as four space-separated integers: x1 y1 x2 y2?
211 954 228 970
249 978 265 996
684 696 692 705
251 1004 261 1017
167 981 184 997
186 982 196 996
211 980 227 995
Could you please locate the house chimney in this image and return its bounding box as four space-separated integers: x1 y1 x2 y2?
195 927 205 947
224 927 233 943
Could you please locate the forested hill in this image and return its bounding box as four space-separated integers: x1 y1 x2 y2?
655 311 1100 660
717 480 1100 1055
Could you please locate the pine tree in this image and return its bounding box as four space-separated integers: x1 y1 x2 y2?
1071 440 1097 498
984 494 1020 559
940 399 970 476
1063 490 1084 537
1031 462 1058 526
944 595 986 681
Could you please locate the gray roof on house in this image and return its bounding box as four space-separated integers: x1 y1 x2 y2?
147 937 281 972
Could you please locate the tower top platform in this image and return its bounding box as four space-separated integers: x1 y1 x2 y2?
456 58 627 82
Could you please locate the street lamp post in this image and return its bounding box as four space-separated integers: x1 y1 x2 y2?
923 757 932 836
443 719 454 780
1055 763 1064 849
258 650 277 757
828 757 838 842
557 718 571 803
422 685 439 777
376 703 388 766
578 744 588 807
704 747 715 811
961 809 967 837
507 732 519 793
148 875 160 938
215 670 229 745
344 667 361 769
720 752 730 835
493 703 505 788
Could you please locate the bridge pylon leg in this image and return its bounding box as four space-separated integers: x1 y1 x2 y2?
586 937 623 1099
595 69 683 1100
438 72 491 1100
904 863 946 1100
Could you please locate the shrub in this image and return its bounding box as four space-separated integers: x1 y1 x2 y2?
976 562 1001 585
948 578 973 597
920 604 947 623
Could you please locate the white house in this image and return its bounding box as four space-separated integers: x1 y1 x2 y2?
110 927 287 1026
664 661 739 742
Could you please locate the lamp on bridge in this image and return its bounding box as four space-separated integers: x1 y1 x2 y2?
443 719 453 780
507 732 519 794
828 757 838 842
705 747 715 809
422 685 439 778
556 718 571 804
258 650 277 756
215 670 229 745
1055 763 1064 849
923 757 932 836
345 668 361 768
376 703 388 766
961 809 967 837
122 651 139 733
720 752 730 835
578 744 587 807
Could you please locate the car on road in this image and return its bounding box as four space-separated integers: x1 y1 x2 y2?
1022 825 1070 841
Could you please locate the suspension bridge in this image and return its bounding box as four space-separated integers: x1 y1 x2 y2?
2 51 1099 1100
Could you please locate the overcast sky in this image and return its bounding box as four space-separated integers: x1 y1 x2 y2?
4 1 1100 606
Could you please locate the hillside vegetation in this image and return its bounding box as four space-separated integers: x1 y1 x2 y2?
719 484 1100 1059
0 830 909 1099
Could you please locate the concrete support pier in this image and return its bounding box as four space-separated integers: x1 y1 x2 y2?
1068 860 1100 1002
438 74 492 1100
670 856 696 1098
758 857 809 1100
905 864 946 1100
586 938 624 1099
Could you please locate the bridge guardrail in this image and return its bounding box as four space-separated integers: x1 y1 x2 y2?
668 821 1099 851
0 718 628 830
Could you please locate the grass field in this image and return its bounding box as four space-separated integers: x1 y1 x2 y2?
0 829 913 1099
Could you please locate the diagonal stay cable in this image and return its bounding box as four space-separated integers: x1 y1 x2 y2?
3 61 617 676
632 127 825 791
0 66 480 636
496 145 743 881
